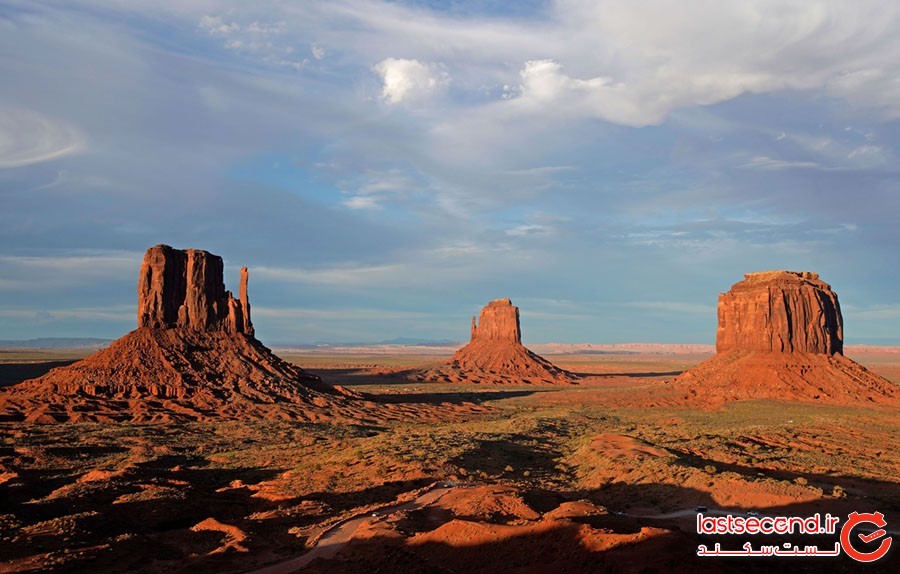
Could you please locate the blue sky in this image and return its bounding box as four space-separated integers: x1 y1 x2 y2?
2 0 899 345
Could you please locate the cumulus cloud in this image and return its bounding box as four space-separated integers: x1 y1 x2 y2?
3 1 900 344
158 2 900 126
374 58 448 104
0 108 85 168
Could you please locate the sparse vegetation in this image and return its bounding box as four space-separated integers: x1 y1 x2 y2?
2 350 900 572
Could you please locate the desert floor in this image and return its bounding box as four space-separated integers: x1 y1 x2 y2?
1 349 899 573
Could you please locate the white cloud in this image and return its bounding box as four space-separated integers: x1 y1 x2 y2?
254 262 407 286
341 168 422 210
253 306 430 321
80 1 900 126
252 238 536 290
845 304 900 321
343 195 382 210
0 252 141 290
742 156 820 170
0 108 85 168
199 13 302 67
198 15 240 36
847 144 886 164
506 223 554 237
374 57 448 104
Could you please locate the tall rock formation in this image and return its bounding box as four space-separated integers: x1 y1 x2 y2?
668 271 896 406
0 245 368 423
716 271 842 355
417 298 575 385
469 298 521 344
137 245 253 336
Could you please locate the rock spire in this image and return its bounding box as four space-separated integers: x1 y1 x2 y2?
137 244 253 336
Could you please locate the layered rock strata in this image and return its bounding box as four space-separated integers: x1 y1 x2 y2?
137 245 253 335
716 271 842 355
0 245 358 423
668 271 897 406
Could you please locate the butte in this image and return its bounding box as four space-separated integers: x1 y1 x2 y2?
0 245 361 423
418 298 575 385
669 271 898 406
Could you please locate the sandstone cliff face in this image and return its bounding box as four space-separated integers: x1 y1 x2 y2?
716 271 843 355
668 270 896 407
0 244 366 423
137 245 253 336
470 298 521 344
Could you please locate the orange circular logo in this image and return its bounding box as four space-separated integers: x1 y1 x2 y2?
840 511 892 563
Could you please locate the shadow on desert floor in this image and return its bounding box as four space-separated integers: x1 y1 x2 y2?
0 360 78 387
253 482 897 574
366 389 541 405
592 370 685 378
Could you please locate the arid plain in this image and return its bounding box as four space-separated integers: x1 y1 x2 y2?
1 248 899 573
2 345 899 573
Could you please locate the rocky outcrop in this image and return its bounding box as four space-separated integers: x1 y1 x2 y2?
416 299 575 385
470 298 521 344
716 271 842 355
669 271 897 407
0 245 368 423
137 245 253 336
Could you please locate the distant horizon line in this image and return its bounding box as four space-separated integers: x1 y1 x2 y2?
3 336 900 351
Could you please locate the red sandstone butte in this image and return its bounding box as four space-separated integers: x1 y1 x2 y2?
137 245 254 335
419 298 575 385
470 298 522 344
716 271 842 355
0 245 366 423
670 271 897 406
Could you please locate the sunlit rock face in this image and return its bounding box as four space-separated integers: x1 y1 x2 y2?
137 244 253 336
716 271 842 356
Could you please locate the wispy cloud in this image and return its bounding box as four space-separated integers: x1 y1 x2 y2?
2 1 900 344
255 263 404 286
845 304 900 321
0 108 85 168
0 305 133 322
506 223 554 237
0 252 142 290
253 306 432 321
742 156 820 171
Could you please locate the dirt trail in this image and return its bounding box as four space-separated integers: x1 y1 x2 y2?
249 484 455 574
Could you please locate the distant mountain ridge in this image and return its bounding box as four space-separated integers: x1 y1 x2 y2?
0 338 112 349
